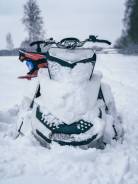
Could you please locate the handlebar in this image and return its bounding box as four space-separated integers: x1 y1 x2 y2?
51 35 111 48
30 35 111 51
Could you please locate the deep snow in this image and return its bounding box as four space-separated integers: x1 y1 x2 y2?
0 54 138 184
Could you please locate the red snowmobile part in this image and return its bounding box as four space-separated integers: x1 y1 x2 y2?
24 52 46 61
38 62 48 68
18 74 38 80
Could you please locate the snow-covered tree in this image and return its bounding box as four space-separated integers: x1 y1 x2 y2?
6 33 14 50
22 0 45 44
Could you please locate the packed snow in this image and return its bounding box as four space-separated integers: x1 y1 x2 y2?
37 68 100 123
0 54 138 184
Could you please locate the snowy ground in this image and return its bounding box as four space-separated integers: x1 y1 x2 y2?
0 54 138 184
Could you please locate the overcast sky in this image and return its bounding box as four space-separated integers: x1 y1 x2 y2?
0 0 126 49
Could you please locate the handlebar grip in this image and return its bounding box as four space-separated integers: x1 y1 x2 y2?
30 41 46 47
30 41 46 52
88 35 111 45
96 39 111 45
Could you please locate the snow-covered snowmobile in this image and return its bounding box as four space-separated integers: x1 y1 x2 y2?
17 35 123 149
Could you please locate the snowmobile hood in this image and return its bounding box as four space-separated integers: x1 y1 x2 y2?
46 48 96 80
47 47 95 65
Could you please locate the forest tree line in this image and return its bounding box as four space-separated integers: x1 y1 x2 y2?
0 0 138 55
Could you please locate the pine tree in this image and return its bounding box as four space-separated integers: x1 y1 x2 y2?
124 0 138 43
22 0 45 43
116 0 138 49
6 33 14 50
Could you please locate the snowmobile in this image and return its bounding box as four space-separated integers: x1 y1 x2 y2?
17 35 123 149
